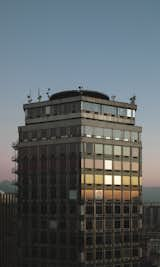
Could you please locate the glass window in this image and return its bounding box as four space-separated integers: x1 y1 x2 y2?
123 147 130 157
95 175 103 184
69 190 77 200
113 130 121 140
118 108 127 116
114 176 121 185
81 174 84 184
105 160 112 170
131 191 139 200
85 159 94 169
131 132 138 143
123 190 130 200
84 126 93 137
124 131 130 141
123 176 130 185
132 162 139 171
95 159 103 169
114 190 121 200
132 110 136 118
114 146 121 156
85 174 94 184
94 127 103 138
104 145 112 155
85 143 93 154
85 190 94 200
131 176 138 186
140 177 142 186
127 109 132 117
104 190 113 200
104 175 112 185
123 161 130 171
81 101 101 113
114 161 121 170
102 105 117 115
95 190 103 199
132 147 139 158
95 144 103 154
104 128 112 139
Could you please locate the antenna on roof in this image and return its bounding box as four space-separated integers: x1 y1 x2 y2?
27 89 32 103
46 88 51 99
37 88 42 102
111 95 116 101
130 95 136 104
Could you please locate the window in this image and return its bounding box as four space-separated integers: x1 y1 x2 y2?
104 144 112 155
95 159 103 169
113 130 121 140
85 143 93 154
123 176 130 186
69 190 77 200
105 160 112 170
124 131 130 141
123 190 130 201
132 147 139 158
95 190 103 199
131 132 138 143
94 127 103 138
118 108 127 116
84 126 93 137
104 190 112 200
114 190 121 201
104 175 112 185
85 190 94 200
85 174 93 184
131 176 138 186
123 147 130 157
114 176 121 185
114 161 121 170
127 109 132 117
132 162 139 171
84 159 94 169
104 128 112 139
95 175 103 184
123 161 130 171
102 105 116 115
114 146 121 156
95 144 103 154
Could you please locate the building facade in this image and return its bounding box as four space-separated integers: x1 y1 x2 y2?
0 192 17 267
16 90 142 267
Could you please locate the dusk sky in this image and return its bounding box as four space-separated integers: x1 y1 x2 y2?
0 0 160 186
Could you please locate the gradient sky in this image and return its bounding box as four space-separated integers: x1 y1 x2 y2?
0 0 160 186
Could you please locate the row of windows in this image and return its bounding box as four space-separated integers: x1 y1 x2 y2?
82 126 140 143
81 189 140 201
82 160 139 171
81 101 136 118
81 175 142 186
84 204 140 215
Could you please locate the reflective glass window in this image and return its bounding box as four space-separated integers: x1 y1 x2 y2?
123 161 130 171
94 127 103 138
113 130 121 140
123 190 130 200
132 162 139 171
131 176 138 186
102 105 117 115
114 175 121 185
131 190 139 200
114 146 121 156
95 144 103 154
85 174 94 184
118 108 127 116
123 176 130 185
105 160 112 170
104 144 112 155
124 131 130 141
95 159 103 169
104 190 113 200
104 128 112 139
84 126 93 137
114 161 121 170
95 175 103 184
81 101 101 113
85 159 94 169
131 132 138 142
85 143 93 154
95 190 103 199
132 147 139 158
104 175 112 185
69 190 77 200
123 147 130 157
127 109 132 117
85 190 94 200
114 190 121 200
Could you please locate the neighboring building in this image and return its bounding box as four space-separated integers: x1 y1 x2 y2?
0 192 17 267
142 203 160 267
15 89 142 267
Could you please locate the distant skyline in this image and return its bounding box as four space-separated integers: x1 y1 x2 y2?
0 0 160 186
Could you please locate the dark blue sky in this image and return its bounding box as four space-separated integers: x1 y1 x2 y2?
0 0 160 186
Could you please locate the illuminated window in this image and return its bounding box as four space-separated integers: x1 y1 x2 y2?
95 160 103 169
123 147 130 157
85 174 94 184
104 190 112 200
132 148 139 158
114 146 121 156
104 144 112 155
95 144 103 154
104 128 112 139
131 191 139 200
85 190 94 200
104 175 112 185
123 161 130 171
127 109 132 117
114 161 121 170
95 190 103 199
123 190 130 200
131 176 138 186
105 160 112 170
85 159 94 169
95 175 103 184
114 190 121 200
132 162 139 171
114 176 121 185
123 176 130 185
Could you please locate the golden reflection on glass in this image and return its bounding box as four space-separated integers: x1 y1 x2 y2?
104 190 113 200
95 175 103 184
131 190 139 200
123 176 130 185
86 174 93 184
123 190 130 200
131 176 138 186
114 190 121 200
85 190 94 200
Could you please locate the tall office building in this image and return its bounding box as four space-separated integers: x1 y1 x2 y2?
15 89 142 267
